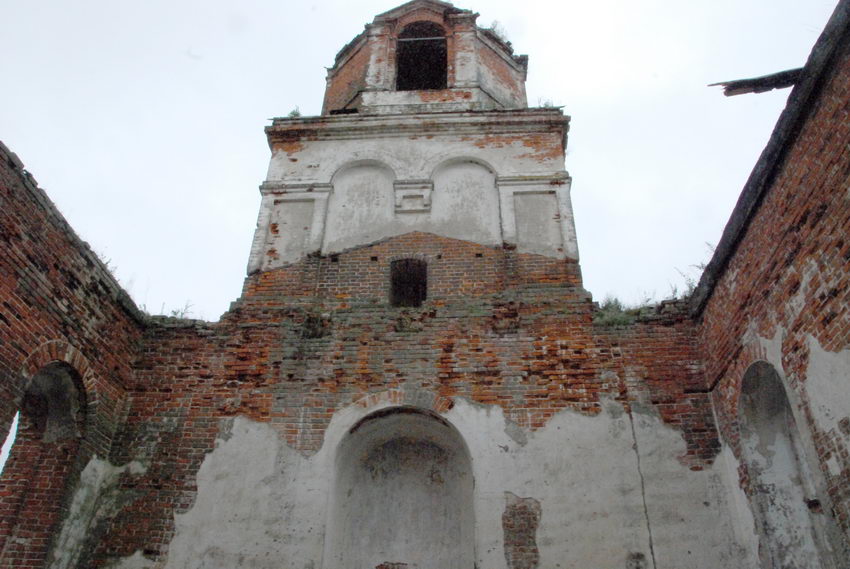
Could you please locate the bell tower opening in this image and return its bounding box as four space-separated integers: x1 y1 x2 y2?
396 22 447 91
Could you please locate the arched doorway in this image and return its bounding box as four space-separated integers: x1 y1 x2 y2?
739 361 830 568
325 407 474 569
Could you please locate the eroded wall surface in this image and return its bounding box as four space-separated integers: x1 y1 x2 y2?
37 232 756 569
699 21 850 566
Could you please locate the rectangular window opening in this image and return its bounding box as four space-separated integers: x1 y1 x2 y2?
390 259 427 307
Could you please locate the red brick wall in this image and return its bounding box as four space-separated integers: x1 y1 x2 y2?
477 39 526 106
322 36 372 114
80 231 720 565
595 301 718 468
699 31 850 540
241 232 582 301
0 143 144 567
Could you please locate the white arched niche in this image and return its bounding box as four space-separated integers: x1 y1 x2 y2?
324 407 475 569
430 159 501 246
323 161 396 254
739 361 834 568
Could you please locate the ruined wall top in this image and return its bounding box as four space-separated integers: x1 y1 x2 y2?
321 0 529 115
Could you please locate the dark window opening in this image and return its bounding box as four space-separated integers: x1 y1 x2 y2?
21 362 85 443
390 259 427 307
396 22 447 91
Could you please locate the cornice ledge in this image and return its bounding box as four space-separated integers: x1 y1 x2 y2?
267 111 569 142
260 181 333 194
497 172 570 186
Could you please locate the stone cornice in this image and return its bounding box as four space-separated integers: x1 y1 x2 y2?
266 109 569 145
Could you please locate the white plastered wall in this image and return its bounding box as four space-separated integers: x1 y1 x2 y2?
92 393 755 569
247 129 578 273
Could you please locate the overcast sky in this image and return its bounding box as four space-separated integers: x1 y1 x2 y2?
0 0 840 322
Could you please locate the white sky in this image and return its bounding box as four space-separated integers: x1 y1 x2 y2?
0 0 840 321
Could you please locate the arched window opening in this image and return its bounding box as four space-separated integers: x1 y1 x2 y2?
21 362 85 443
739 362 830 568
0 362 86 562
326 407 474 569
390 258 427 307
1 363 84 481
396 22 447 91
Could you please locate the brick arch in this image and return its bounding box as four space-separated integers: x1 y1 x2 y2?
392 11 448 35
714 340 781 439
722 332 785 411
353 388 455 414
21 340 96 405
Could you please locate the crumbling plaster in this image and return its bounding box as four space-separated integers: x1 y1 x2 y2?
805 336 850 459
265 125 564 183
249 115 577 273
721 328 850 567
93 394 754 569
754 328 849 489
49 457 147 569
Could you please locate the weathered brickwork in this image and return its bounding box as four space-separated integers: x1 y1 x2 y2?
322 34 372 114
0 143 144 567
595 303 719 468
60 230 718 565
243 232 582 301
2 1 849 566
699 15 850 549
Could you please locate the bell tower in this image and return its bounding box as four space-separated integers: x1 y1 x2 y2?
321 0 528 115
247 0 579 299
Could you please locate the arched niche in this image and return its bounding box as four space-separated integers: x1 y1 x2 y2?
324 161 396 254
325 407 474 569
431 159 501 246
739 361 831 568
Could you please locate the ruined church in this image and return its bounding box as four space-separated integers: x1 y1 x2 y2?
1 1 850 567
